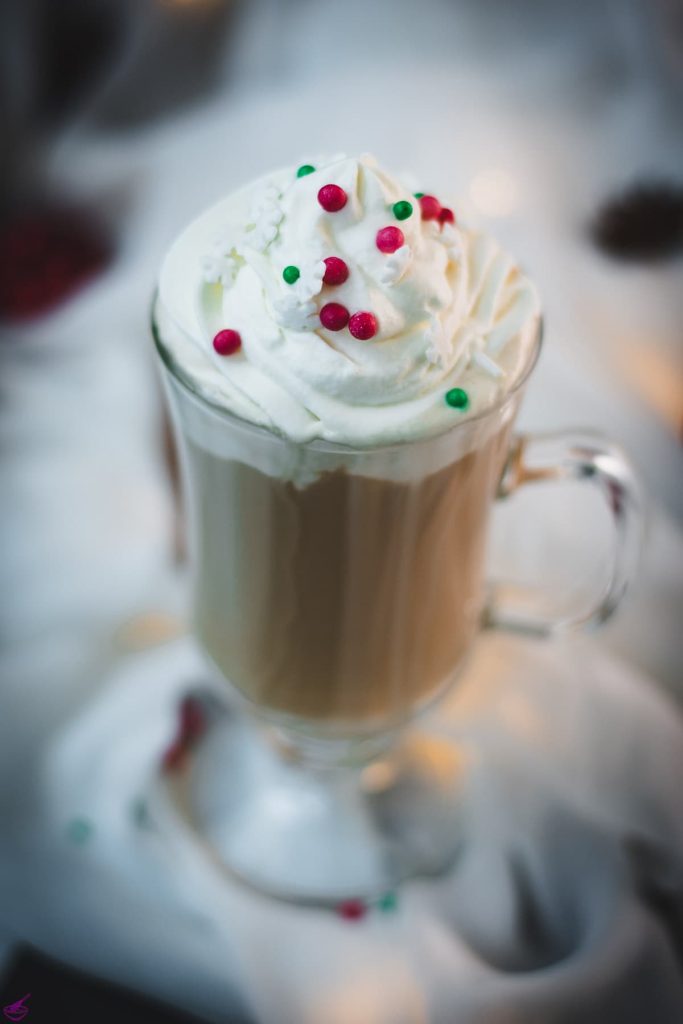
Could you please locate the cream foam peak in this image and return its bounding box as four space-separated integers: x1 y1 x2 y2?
158 154 541 446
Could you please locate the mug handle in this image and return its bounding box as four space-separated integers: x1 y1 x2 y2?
485 430 644 636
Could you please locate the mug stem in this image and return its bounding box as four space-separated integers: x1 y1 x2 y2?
168 705 468 904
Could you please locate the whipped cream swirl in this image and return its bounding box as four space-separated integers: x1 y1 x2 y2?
157 154 540 446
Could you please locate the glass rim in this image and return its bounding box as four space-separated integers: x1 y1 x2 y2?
151 293 544 455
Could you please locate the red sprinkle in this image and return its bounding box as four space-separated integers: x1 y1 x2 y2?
161 740 187 774
213 329 242 355
338 899 367 921
439 207 455 226
348 311 378 340
180 696 206 743
318 184 348 213
376 226 404 253
319 302 350 331
419 195 442 221
323 256 349 285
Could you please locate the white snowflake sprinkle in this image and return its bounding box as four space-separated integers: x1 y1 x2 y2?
249 181 280 219
380 245 412 285
201 236 243 287
425 313 450 366
247 182 285 252
272 294 318 331
272 258 325 329
289 259 325 302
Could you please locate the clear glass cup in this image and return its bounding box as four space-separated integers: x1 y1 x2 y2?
152 304 642 904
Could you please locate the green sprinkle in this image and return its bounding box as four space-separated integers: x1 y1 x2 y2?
131 797 152 828
296 164 316 178
445 387 469 410
282 265 300 285
414 192 424 199
378 891 398 913
67 817 93 846
392 200 413 221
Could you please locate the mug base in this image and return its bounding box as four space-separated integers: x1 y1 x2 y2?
157 701 469 906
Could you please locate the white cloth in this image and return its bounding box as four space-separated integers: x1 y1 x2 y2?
1 634 682 1024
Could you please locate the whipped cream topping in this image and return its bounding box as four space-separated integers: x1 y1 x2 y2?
157 154 540 447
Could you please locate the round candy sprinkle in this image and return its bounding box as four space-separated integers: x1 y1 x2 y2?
348 311 378 340
323 256 349 285
282 265 300 284
318 184 348 212
297 164 316 177
319 302 350 331
419 195 442 221
66 817 93 846
376 226 405 253
439 207 455 226
338 899 367 921
392 200 413 221
378 891 398 913
131 797 152 828
180 695 206 744
213 329 242 356
161 739 187 773
445 387 469 410
413 192 424 199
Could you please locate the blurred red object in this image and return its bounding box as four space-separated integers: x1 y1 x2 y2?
337 899 367 921
0 205 113 322
160 696 207 774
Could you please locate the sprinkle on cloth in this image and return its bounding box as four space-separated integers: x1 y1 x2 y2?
336 891 398 920
161 739 187 773
161 695 207 774
377 890 398 913
131 798 151 828
66 817 94 846
337 899 367 921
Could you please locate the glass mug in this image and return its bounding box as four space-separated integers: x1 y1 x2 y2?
152 307 642 903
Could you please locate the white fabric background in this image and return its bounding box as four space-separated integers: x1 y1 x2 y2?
1 2 682 1020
